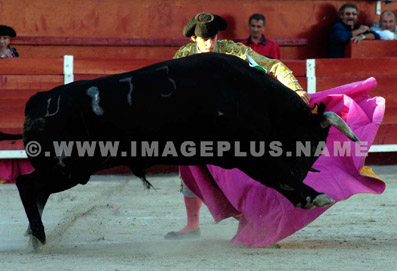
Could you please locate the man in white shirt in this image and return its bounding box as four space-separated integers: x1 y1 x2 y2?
370 10 397 40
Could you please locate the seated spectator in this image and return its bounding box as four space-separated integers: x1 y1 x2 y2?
0 25 19 58
370 10 397 40
329 3 380 58
242 13 281 59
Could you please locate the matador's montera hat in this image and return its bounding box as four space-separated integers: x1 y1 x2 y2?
183 12 227 38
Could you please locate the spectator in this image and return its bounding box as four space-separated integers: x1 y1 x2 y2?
242 13 281 59
166 12 308 240
0 25 19 58
329 3 380 58
370 10 397 40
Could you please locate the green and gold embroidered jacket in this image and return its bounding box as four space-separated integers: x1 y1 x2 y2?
174 40 303 91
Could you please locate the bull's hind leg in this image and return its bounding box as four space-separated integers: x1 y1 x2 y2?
16 170 81 249
24 192 50 237
16 171 47 248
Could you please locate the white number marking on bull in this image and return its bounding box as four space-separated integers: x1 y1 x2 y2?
119 77 134 106
155 66 176 98
86 87 104 116
44 96 61 117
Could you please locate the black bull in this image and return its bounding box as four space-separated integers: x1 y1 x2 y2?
1 53 359 247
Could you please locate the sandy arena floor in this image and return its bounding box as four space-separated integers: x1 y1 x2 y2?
0 165 396 271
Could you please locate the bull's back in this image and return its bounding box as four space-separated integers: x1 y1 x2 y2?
23 53 313 142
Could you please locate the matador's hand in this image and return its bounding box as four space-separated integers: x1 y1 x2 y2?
295 90 310 105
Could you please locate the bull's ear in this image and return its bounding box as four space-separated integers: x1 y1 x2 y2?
309 167 320 173
311 104 319 114
311 103 326 115
155 66 176 98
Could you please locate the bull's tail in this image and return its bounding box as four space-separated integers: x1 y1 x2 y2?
0 131 23 141
130 166 157 191
140 174 157 191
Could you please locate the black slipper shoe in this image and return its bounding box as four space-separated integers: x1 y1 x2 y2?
164 228 201 240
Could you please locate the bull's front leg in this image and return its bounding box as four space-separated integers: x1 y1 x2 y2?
240 160 334 209
274 180 335 209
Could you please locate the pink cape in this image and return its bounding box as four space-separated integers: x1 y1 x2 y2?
0 159 33 184
181 77 386 247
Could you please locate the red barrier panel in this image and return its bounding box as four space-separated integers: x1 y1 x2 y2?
345 40 397 58
0 57 396 152
73 58 166 74
0 75 64 90
315 58 397 77
0 58 63 75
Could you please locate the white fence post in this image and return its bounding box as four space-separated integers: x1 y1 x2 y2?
63 55 74 84
306 58 316 94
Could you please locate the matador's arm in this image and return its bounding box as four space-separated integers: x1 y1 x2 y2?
218 40 303 91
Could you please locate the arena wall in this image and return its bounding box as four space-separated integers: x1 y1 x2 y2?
2 0 397 59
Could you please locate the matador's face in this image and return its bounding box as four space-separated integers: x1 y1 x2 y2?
192 34 218 53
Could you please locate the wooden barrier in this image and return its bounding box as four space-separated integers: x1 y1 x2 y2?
12 36 308 60
345 40 397 58
0 57 395 156
73 57 166 75
14 36 308 48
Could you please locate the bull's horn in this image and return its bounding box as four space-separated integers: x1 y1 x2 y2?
309 167 320 173
320 112 361 143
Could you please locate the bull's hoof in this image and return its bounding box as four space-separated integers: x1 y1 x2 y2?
313 194 335 208
164 228 201 240
298 194 335 209
31 227 46 249
303 196 315 209
30 236 45 250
